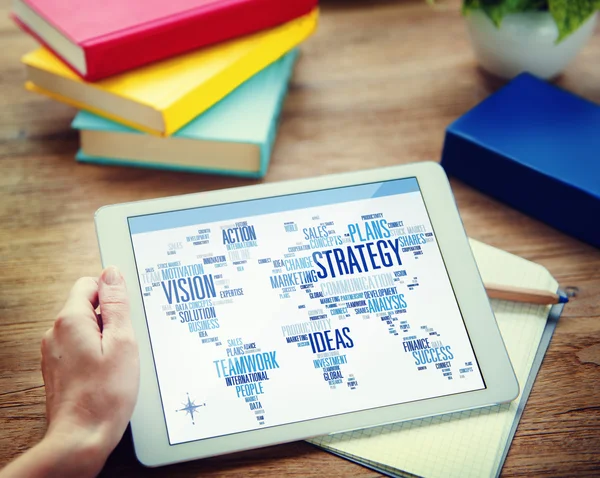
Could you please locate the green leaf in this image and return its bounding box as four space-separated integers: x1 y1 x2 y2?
462 0 479 15
463 0 481 10
463 0 549 26
548 0 598 41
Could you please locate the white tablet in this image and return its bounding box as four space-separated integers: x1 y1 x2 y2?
95 162 518 467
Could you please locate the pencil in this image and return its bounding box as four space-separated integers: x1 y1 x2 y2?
485 283 568 305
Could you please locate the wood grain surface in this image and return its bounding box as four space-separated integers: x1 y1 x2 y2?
1 0 599 476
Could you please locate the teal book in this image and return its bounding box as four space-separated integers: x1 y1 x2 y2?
72 49 299 178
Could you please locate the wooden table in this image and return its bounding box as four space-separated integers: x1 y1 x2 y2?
1 0 599 476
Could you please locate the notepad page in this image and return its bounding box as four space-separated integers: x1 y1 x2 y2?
309 239 558 478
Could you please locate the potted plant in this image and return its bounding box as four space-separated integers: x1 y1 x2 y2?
462 0 599 79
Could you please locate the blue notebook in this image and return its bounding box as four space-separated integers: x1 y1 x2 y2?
72 50 299 178
441 73 600 248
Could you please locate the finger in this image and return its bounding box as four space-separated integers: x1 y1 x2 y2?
55 277 100 330
69 276 99 309
98 266 132 335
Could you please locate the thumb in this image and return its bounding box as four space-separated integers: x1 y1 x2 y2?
98 266 131 335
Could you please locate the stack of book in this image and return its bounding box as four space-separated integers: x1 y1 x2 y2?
13 0 319 177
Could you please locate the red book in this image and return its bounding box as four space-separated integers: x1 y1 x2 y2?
12 0 318 81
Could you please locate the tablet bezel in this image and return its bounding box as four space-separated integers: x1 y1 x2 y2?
95 161 518 467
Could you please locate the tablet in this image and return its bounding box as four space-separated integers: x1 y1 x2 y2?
95 162 518 467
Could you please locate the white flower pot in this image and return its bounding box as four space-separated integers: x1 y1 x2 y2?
465 10 598 79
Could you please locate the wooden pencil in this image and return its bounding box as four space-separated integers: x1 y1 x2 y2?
485 283 568 305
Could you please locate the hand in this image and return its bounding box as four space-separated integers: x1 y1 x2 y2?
0 267 140 478
42 267 140 473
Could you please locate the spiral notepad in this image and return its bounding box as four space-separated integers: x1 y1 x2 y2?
309 239 561 478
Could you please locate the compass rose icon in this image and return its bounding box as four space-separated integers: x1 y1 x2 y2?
176 393 206 425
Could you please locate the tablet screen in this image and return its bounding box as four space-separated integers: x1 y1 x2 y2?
128 177 485 445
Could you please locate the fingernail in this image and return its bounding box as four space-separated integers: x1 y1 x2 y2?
103 266 121 285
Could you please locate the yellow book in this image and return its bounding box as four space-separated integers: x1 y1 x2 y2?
22 9 318 136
